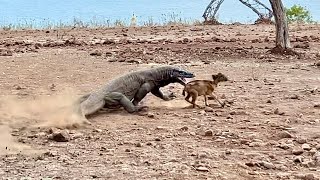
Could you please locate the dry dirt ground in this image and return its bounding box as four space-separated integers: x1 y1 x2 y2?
0 24 320 180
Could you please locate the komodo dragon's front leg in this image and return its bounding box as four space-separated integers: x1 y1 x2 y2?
151 87 175 101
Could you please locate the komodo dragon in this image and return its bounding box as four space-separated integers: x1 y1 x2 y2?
76 65 194 121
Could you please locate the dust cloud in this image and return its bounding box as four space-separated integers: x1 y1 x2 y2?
0 88 88 155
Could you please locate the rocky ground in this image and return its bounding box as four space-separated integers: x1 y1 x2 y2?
0 24 320 180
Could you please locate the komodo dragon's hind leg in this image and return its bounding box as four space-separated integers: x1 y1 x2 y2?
132 83 175 106
105 92 147 113
132 83 154 106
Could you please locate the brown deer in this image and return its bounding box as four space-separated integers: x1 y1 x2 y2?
182 73 228 108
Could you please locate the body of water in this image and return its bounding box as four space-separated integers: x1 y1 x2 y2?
0 0 319 28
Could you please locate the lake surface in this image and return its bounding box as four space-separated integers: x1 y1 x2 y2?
0 0 319 28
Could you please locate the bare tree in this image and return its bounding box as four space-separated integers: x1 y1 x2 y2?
268 0 297 55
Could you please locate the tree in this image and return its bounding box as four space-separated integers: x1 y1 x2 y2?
268 0 297 55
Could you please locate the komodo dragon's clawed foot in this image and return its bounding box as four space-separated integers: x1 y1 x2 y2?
135 105 149 112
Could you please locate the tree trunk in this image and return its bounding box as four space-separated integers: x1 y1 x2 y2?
269 0 297 55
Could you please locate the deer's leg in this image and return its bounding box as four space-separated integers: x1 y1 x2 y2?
204 95 209 106
210 93 225 107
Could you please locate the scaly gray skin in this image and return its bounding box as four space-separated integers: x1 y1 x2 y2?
77 65 194 119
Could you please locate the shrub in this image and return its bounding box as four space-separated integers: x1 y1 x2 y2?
285 5 313 23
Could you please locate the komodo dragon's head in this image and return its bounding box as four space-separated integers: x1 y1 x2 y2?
152 65 195 86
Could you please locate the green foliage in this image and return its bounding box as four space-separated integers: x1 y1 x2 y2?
285 5 313 23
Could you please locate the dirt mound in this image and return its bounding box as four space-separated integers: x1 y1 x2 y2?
254 18 274 25
202 19 223 25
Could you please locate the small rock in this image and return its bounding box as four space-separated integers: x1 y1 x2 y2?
93 129 103 133
204 130 213 137
309 148 317 156
135 142 142 147
305 174 316 180
105 51 113 57
315 144 320 150
196 166 209 172
316 61 320 67
199 110 206 115
91 175 98 178
198 153 207 158
249 142 262 147
294 156 304 163
266 99 272 103
48 127 59 134
180 126 188 131
13 84 23 90
49 130 70 142
204 106 214 112
260 161 275 169
225 150 231 155
296 137 307 144
155 126 165 130
147 112 155 118
245 162 255 167
154 138 161 141
90 50 102 56
314 103 320 108
278 131 293 139
302 143 312 151
292 148 304 155
290 94 299 99
125 149 131 152
146 142 153 146
274 108 285 115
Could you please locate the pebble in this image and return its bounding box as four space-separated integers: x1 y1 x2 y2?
292 148 304 155
305 174 316 180
293 156 303 163
198 153 208 158
245 162 255 167
314 103 320 108
180 126 188 131
296 137 307 144
93 129 103 133
315 144 320 150
309 148 317 156
274 108 285 115
90 50 102 56
204 106 214 112
204 130 213 137
199 110 206 115
278 131 293 139
135 142 142 147
225 150 231 155
154 138 161 141
48 130 71 142
196 166 209 172
302 143 312 151
147 112 155 118
260 161 275 169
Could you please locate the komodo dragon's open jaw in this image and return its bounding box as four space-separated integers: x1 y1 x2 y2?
173 69 195 84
